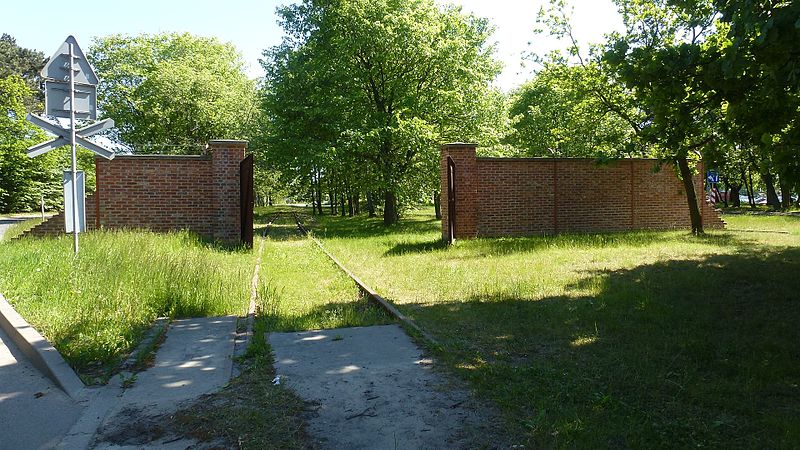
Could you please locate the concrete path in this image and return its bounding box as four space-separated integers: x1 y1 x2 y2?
90 316 237 448
269 324 493 449
0 327 83 450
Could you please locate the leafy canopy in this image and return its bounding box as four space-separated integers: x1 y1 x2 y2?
90 33 257 154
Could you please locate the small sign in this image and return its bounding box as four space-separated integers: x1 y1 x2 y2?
44 80 97 120
707 171 719 184
41 36 99 85
63 171 86 233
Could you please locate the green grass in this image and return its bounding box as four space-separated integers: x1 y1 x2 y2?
0 230 255 380
255 208 392 332
307 206 800 449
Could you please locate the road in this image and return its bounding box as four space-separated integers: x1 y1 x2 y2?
0 327 83 449
0 215 45 241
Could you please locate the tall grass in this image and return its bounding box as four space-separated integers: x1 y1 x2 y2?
0 230 254 378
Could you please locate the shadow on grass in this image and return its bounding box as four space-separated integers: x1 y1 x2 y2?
384 230 750 258
404 247 800 448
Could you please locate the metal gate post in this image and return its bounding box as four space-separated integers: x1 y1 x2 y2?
447 156 456 245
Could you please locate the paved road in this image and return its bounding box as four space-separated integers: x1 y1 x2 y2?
0 327 83 450
0 215 45 241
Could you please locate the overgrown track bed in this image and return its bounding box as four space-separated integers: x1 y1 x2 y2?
254 208 391 332
307 207 800 449
294 212 439 346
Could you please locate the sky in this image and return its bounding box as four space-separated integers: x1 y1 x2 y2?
3 0 624 92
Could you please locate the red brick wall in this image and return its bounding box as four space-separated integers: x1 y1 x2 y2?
441 144 724 240
94 140 247 243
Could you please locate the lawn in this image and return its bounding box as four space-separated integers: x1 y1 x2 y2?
0 230 256 381
308 207 800 448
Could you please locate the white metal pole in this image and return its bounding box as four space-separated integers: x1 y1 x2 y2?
69 42 79 254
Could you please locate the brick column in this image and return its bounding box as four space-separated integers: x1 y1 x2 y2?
210 140 247 244
440 143 478 241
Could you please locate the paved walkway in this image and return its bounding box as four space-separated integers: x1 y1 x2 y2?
0 327 83 450
269 324 492 449
89 316 237 448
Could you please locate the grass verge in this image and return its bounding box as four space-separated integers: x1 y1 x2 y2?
0 230 254 381
309 206 800 449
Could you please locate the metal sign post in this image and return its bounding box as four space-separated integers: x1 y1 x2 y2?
68 41 79 253
26 36 116 254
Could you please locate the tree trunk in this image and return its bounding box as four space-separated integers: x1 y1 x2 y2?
746 171 756 208
762 172 781 209
354 194 360 215
729 182 741 208
316 174 323 215
433 192 442 219
340 195 346 217
720 177 729 208
779 177 791 210
366 193 376 217
677 156 704 235
348 195 354 217
383 191 398 225
329 192 335 215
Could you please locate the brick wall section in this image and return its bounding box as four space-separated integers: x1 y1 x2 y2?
440 144 724 240
25 140 248 243
26 193 97 237
440 143 479 239
210 140 246 243
95 154 216 236
95 140 246 243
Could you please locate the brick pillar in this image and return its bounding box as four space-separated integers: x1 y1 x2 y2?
210 140 247 244
440 143 478 241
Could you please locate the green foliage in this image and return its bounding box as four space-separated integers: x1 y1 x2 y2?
89 33 257 154
507 64 641 157
260 0 501 223
600 0 722 232
0 34 46 110
710 1 800 201
0 75 65 213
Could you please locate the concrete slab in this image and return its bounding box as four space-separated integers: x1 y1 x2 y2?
0 327 83 450
114 316 236 410
92 316 237 448
269 325 492 449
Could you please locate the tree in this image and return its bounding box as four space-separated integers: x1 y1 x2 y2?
602 0 721 234
0 75 63 213
0 34 46 110
709 1 800 209
89 33 257 154
507 63 641 158
261 0 501 224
